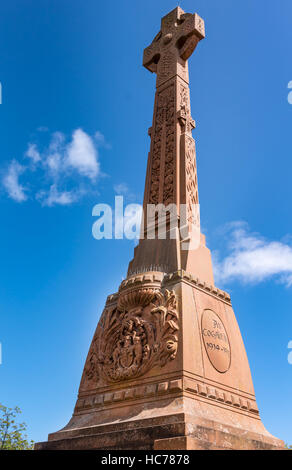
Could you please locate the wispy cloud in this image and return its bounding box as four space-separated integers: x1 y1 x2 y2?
37 126 49 133
214 221 292 287
94 131 111 149
2 128 107 206
2 160 27 202
44 131 65 175
36 184 78 207
114 182 137 202
25 143 41 163
114 183 130 195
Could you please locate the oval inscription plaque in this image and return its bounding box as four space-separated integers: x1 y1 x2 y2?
201 309 231 373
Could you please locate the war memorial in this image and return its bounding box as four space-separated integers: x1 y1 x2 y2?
35 7 284 451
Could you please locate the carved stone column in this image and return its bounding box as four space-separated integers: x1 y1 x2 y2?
128 7 214 284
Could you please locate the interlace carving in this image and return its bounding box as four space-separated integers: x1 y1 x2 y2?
149 85 175 206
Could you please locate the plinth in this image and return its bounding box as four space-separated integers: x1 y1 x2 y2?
36 269 283 450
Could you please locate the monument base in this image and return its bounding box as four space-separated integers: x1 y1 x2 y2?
35 397 284 450
35 270 284 451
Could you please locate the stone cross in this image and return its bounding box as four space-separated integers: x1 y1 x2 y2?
143 7 205 87
128 7 207 275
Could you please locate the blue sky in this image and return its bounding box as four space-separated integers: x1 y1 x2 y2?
0 0 292 445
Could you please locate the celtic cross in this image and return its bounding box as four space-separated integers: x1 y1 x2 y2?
143 7 205 87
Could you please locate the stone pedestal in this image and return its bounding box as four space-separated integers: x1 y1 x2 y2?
35 271 284 450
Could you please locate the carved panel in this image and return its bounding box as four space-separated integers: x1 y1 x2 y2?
148 85 176 206
185 135 199 227
162 86 176 206
81 288 179 387
179 84 190 129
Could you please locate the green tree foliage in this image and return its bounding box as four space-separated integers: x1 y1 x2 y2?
0 404 34 450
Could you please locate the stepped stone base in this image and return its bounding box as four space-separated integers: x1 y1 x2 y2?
35 414 283 451
35 395 284 450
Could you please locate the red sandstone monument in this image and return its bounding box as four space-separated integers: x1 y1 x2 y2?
36 7 284 450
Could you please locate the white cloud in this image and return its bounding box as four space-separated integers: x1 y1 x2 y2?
24 129 100 181
45 132 65 174
46 152 62 173
66 129 99 180
37 184 77 207
2 128 106 207
214 222 292 287
44 133 64 175
49 132 65 151
3 160 27 202
25 143 41 163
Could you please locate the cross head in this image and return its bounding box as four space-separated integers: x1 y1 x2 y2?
143 7 205 87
